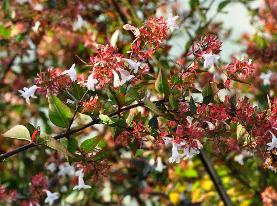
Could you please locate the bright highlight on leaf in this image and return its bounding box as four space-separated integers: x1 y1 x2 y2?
3 125 31 141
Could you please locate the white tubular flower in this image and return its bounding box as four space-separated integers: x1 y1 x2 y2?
112 69 134 87
166 15 179 32
112 70 121 88
44 190 59 206
234 154 244 165
60 185 68 193
73 15 86 31
202 52 220 68
149 158 155 166
118 69 135 84
58 163 75 177
73 170 91 190
16 0 30 4
183 147 200 160
234 150 252 165
183 140 202 160
169 142 183 163
62 64 77 81
155 157 166 172
66 99 75 104
46 162 56 173
162 136 172 145
32 21 40 32
124 58 141 74
87 74 98 91
267 131 277 151
205 121 215 130
123 24 140 38
260 71 273 86
18 85 38 104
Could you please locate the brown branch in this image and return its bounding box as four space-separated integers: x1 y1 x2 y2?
199 150 233 206
0 55 17 86
0 100 164 162
110 0 129 24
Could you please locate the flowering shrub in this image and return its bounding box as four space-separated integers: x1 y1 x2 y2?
0 0 276 205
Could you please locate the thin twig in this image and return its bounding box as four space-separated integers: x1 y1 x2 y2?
0 99 166 161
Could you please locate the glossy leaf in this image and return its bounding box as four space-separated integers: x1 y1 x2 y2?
144 99 163 116
202 84 213 104
218 0 230 12
48 95 73 128
99 114 114 125
3 125 31 141
155 68 170 97
80 136 102 153
67 137 78 153
43 136 73 157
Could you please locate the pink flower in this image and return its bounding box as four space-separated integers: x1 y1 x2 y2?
226 57 255 80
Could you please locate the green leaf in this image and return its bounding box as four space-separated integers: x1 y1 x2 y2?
93 150 110 161
202 84 213 104
128 137 139 155
2 0 9 14
236 124 250 140
172 74 181 85
189 0 199 10
43 136 73 157
149 116 158 129
67 137 78 153
107 86 125 107
155 68 170 97
135 149 144 157
3 125 31 141
15 33 26 42
26 123 36 135
189 97 197 115
80 136 102 153
0 25 11 38
75 113 92 126
72 82 86 100
217 0 230 12
125 87 139 105
182 168 198 178
48 95 73 128
169 94 178 109
99 114 114 125
144 99 163 116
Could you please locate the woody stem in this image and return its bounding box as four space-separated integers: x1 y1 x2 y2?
199 150 233 206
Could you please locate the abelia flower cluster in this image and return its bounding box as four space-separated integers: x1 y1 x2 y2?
10 15 277 202
124 16 179 60
226 57 255 80
139 16 168 48
192 34 222 57
89 44 124 88
30 173 49 203
247 41 277 63
35 68 72 95
82 95 99 113
0 185 17 205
